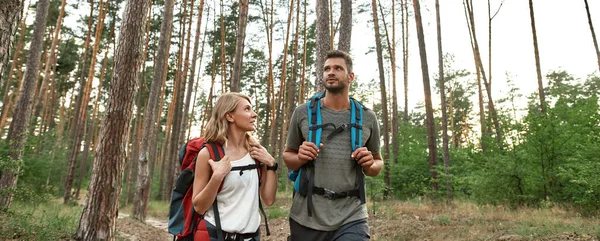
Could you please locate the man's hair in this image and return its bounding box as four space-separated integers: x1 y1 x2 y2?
325 50 353 74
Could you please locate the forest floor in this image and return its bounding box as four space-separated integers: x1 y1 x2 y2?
111 192 600 241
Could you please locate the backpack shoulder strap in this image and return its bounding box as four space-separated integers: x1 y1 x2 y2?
350 97 366 205
307 92 325 146
202 141 225 241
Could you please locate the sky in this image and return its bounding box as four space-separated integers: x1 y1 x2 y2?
36 0 600 115
349 0 600 111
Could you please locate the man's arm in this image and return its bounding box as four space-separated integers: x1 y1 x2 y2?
352 148 383 177
363 153 383 176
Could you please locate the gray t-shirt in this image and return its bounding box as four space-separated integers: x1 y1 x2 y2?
286 100 381 231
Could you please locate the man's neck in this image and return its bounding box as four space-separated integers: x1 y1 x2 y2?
323 91 350 111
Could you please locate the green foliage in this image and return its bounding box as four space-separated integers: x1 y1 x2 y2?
0 201 81 240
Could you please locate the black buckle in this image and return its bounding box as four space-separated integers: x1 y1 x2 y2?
322 188 337 200
224 232 238 241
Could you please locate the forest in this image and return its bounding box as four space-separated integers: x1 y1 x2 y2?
0 0 599 240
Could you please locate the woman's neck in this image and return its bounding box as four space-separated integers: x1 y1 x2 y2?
226 129 246 150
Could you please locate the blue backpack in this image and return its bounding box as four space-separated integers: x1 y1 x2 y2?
287 92 366 216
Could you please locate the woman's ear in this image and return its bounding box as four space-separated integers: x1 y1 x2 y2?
226 113 234 122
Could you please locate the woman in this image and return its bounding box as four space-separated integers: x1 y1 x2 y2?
192 92 278 241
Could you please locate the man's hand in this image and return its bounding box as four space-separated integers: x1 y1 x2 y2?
352 147 374 168
297 141 322 164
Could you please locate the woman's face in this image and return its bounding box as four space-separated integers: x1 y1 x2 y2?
228 98 257 132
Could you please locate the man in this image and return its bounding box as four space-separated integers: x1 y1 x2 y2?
283 50 383 241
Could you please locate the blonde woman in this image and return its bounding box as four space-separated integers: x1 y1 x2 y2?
192 92 278 241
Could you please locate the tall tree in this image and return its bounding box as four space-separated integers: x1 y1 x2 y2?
337 0 352 52
0 7 29 136
259 0 274 146
74 0 150 239
146 0 175 202
269 0 294 154
0 0 24 88
231 0 249 92
377 0 399 163
34 0 67 120
413 0 438 192
529 0 546 113
435 0 451 200
315 0 330 92
583 0 600 72
0 0 50 209
401 0 410 122
64 0 109 204
371 0 391 197
464 0 503 148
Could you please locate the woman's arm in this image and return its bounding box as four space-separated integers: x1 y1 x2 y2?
192 148 231 214
250 144 277 206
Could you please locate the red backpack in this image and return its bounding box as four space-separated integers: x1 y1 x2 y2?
167 137 270 241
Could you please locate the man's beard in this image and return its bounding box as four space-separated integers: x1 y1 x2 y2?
323 78 347 94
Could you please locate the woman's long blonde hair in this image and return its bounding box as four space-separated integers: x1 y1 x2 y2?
203 92 257 149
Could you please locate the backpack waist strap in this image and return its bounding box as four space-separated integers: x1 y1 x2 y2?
312 186 360 200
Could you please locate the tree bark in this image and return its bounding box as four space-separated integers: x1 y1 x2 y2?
269 0 294 152
436 0 451 200
337 0 352 53
259 0 274 147
133 0 175 220
0 0 24 90
74 0 150 239
65 0 109 204
0 0 49 209
413 0 439 192
0 8 28 136
34 0 67 121
529 0 546 113
231 0 249 92
315 0 330 93
401 0 410 122
584 0 600 72
371 0 391 197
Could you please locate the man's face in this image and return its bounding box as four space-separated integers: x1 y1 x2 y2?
322 57 354 94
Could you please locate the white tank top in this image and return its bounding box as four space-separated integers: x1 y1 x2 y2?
204 153 261 234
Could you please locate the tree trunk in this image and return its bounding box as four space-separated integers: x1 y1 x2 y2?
259 0 274 147
183 0 206 141
401 0 410 122
74 0 150 239
269 0 294 152
337 0 352 53
65 0 109 204
584 0 600 72
280 0 301 171
377 0 398 164
0 0 24 89
0 0 49 209
0 8 28 136
133 0 175 220
179 0 196 142
413 0 438 193
371 0 392 197
34 0 67 121
231 0 249 92
315 0 330 93
464 0 502 148
529 0 546 113
299 1 308 104
436 0 451 201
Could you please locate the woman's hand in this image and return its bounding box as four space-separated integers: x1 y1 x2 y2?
249 143 276 167
208 155 231 180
